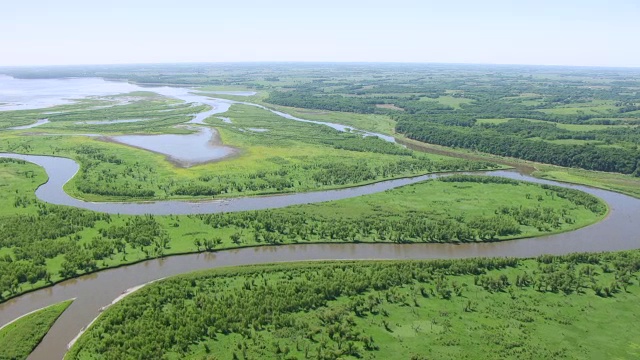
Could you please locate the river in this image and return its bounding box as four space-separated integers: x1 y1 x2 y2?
0 77 639 359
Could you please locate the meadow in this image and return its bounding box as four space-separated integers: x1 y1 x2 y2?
1 101 496 201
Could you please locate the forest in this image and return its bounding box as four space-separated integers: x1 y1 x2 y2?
395 119 640 175
1 63 639 359
0 154 606 301
67 250 640 359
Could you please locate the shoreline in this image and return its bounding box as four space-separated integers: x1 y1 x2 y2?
66 280 162 352
0 298 76 333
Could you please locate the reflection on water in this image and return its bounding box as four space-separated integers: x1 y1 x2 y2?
110 127 238 167
0 75 142 111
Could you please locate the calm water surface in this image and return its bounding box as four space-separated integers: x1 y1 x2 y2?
0 76 639 359
110 127 238 166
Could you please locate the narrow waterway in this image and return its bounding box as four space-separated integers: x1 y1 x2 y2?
0 152 638 360
0 76 639 359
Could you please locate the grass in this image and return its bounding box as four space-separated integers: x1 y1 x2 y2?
538 100 620 116
66 253 640 359
555 123 636 131
533 164 640 199
476 118 511 125
394 133 640 200
206 95 399 136
2 103 474 202
0 158 48 216
272 178 605 240
477 118 635 131
1 92 203 133
0 159 605 302
0 300 73 360
544 139 601 145
424 95 474 109
234 107 640 201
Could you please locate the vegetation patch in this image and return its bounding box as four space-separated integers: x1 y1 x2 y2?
66 251 640 359
0 299 73 360
0 160 605 301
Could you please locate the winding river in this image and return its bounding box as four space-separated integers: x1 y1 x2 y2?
0 155 638 360
0 77 639 359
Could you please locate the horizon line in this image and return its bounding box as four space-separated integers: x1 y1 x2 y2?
1 60 639 71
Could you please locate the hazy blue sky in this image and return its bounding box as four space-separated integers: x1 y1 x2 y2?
2 0 639 67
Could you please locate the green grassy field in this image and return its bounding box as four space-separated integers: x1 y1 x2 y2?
258 104 397 135
476 118 636 131
428 95 474 109
66 251 640 359
534 165 640 199
0 158 49 216
0 300 73 360
198 92 398 136
538 100 620 115
396 134 640 200
1 103 494 202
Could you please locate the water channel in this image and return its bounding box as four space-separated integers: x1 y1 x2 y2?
0 77 638 359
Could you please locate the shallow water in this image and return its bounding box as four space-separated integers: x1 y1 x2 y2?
110 127 237 166
202 90 257 96
9 118 50 129
0 75 142 111
0 76 395 143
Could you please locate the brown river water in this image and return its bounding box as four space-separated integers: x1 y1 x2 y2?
0 155 637 359
0 77 639 359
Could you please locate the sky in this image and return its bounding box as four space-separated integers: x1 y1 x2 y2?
2 0 640 67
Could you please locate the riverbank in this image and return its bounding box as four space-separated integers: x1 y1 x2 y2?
65 253 640 360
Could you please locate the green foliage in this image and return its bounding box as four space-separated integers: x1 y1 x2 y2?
0 300 73 360
396 119 640 174
67 250 640 359
0 167 605 301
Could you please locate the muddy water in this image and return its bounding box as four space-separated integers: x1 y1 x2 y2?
0 153 638 359
1 76 640 359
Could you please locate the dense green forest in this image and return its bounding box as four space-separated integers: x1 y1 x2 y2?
259 68 640 175
67 251 640 359
396 119 640 175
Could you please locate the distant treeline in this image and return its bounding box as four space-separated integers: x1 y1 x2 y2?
396 119 640 175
